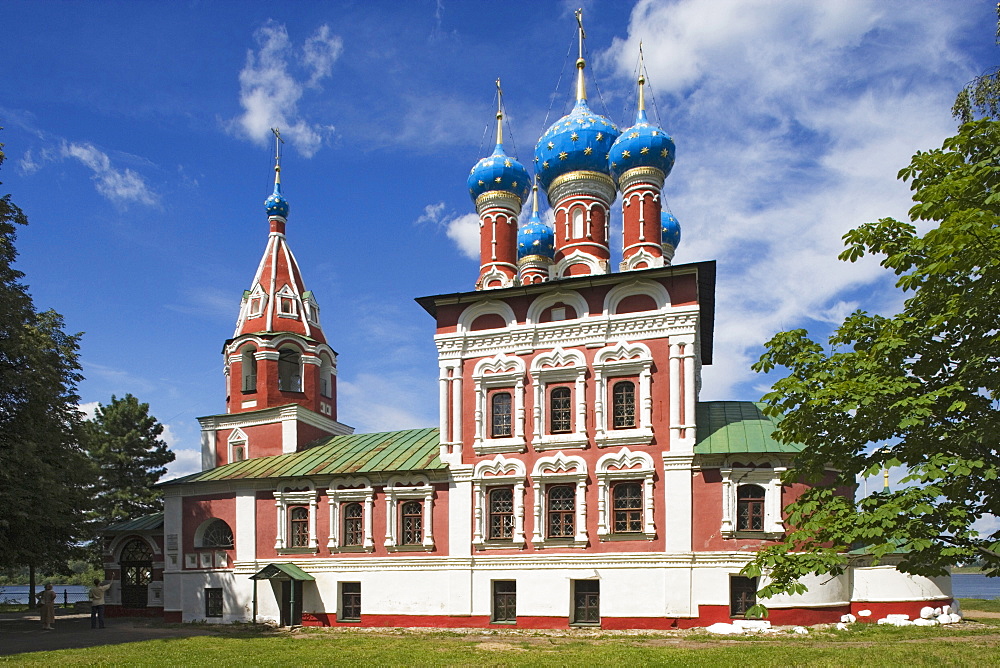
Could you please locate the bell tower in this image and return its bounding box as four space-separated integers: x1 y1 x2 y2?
199 129 352 469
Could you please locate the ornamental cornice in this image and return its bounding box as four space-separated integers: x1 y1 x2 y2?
618 166 665 191
433 307 699 359
475 190 523 212
548 170 617 205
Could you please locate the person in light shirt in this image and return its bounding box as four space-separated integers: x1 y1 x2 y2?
88 573 115 629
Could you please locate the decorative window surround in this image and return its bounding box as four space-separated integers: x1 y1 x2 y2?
603 279 671 315
531 453 588 548
479 265 515 290
227 428 248 463
276 284 299 318
303 290 320 326
273 482 319 554
595 449 656 541
457 300 517 333
383 474 435 551
593 342 654 448
246 285 267 319
472 355 527 455
525 290 590 324
472 455 527 548
553 249 605 279
327 477 375 552
620 248 664 272
530 348 588 451
720 463 786 538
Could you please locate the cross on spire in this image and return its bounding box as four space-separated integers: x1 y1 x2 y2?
271 127 285 179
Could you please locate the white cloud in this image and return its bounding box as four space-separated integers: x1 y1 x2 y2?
60 142 158 206
417 201 480 261
77 401 100 420
165 447 202 480
599 0 976 400
230 20 342 158
338 372 438 434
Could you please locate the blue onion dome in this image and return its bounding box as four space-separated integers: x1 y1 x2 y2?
534 59 620 191
265 167 289 218
468 101 531 204
518 185 555 260
662 211 682 249
609 75 676 183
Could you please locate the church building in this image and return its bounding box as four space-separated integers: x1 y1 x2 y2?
101 15 951 628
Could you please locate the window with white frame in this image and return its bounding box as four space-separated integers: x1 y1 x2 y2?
328 478 375 551
228 428 248 463
276 285 298 318
319 354 334 398
383 475 435 550
529 348 588 451
277 346 302 392
303 290 320 325
720 462 786 538
531 453 588 547
472 455 526 547
246 286 267 319
195 519 234 549
472 355 526 455
241 347 257 392
593 342 654 447
273 483 319 553
595 448 656 540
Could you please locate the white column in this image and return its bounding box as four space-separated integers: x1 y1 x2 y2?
422 491 435 548
273 499 284 549
640 366 653 428
384 494 395 547
514 378 525 440
643 476 656 536
308 497 318 549
669 342 681 450
513 481 526 546
596 478 608 537
471 482 483 545
438 365 450 459
594 370 606 437
683 346 696 447
474 379 484 445
662 454 693 553
161 493 183 617
363 494 374 549
327 498 340 549
451 371 463 457
574 371 587 437
532 481 544 544
575 479 588 542
531 374 543 444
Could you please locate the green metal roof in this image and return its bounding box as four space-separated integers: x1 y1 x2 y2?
103 512 164 533
163 427 443 485
251 563 315 581
694 402 804 455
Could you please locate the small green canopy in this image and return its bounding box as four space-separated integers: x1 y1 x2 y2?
250 563 315 581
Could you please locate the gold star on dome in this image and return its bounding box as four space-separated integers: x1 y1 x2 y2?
596 132 604 141
547 142 555 149
495 177 502 183
611 161 617 168
651 131 659 136
570 132 579 141
478 180 485 185
543 161 550 168
630 132 639 139
504 159 511 167
640 147 650 154
511 181 518 188
660 148 669 157
559 152 568 160
622 150 631 158
584 147 593 155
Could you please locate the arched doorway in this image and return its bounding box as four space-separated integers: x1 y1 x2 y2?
119 539 153 608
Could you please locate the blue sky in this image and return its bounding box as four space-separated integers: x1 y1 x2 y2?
1 0 996 481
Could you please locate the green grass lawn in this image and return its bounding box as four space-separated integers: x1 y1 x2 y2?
960 597 1000 613
4 621 1000 667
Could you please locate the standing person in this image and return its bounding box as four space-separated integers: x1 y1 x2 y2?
37 584 56 630
89 573 115 629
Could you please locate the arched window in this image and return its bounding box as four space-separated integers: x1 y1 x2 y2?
289 506 309 547
612 482 643 533
119 539 153 608
319 355 333 398
343 503 364 546
242 348 257 392
546 484 575 538
400 501 423 545
571 208 584 238
612 381 636 429
278 347 301 392
488 487 514 540
737 484 766 532
201 520 234 548
549 387 572 434
490 392 512 438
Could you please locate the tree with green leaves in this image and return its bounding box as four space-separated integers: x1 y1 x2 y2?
85 393 175 526
743 113 1000 600
0 139 95 600
952 4 1000 122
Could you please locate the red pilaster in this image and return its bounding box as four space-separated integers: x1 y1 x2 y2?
476 191 521 290
547 171 616 276
619 167 665 270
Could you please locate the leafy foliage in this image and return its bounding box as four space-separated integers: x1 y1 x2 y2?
952 5 1000 122
85 393 174 526
0 139 94 571
744 118 1000 599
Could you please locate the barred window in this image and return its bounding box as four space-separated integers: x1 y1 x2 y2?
491 392 512 438
547 485 575 538
730 576 757 617
400 501 423 545
737 484 766 532
612 381 636 429
549 387 572 433
612 482 642 533
201 520 234 548
289 506 309 547
572 580 600 625
488 487 515 540
205 588 223 618
492 580 516 623
341 582 361 621
343 503 364 546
